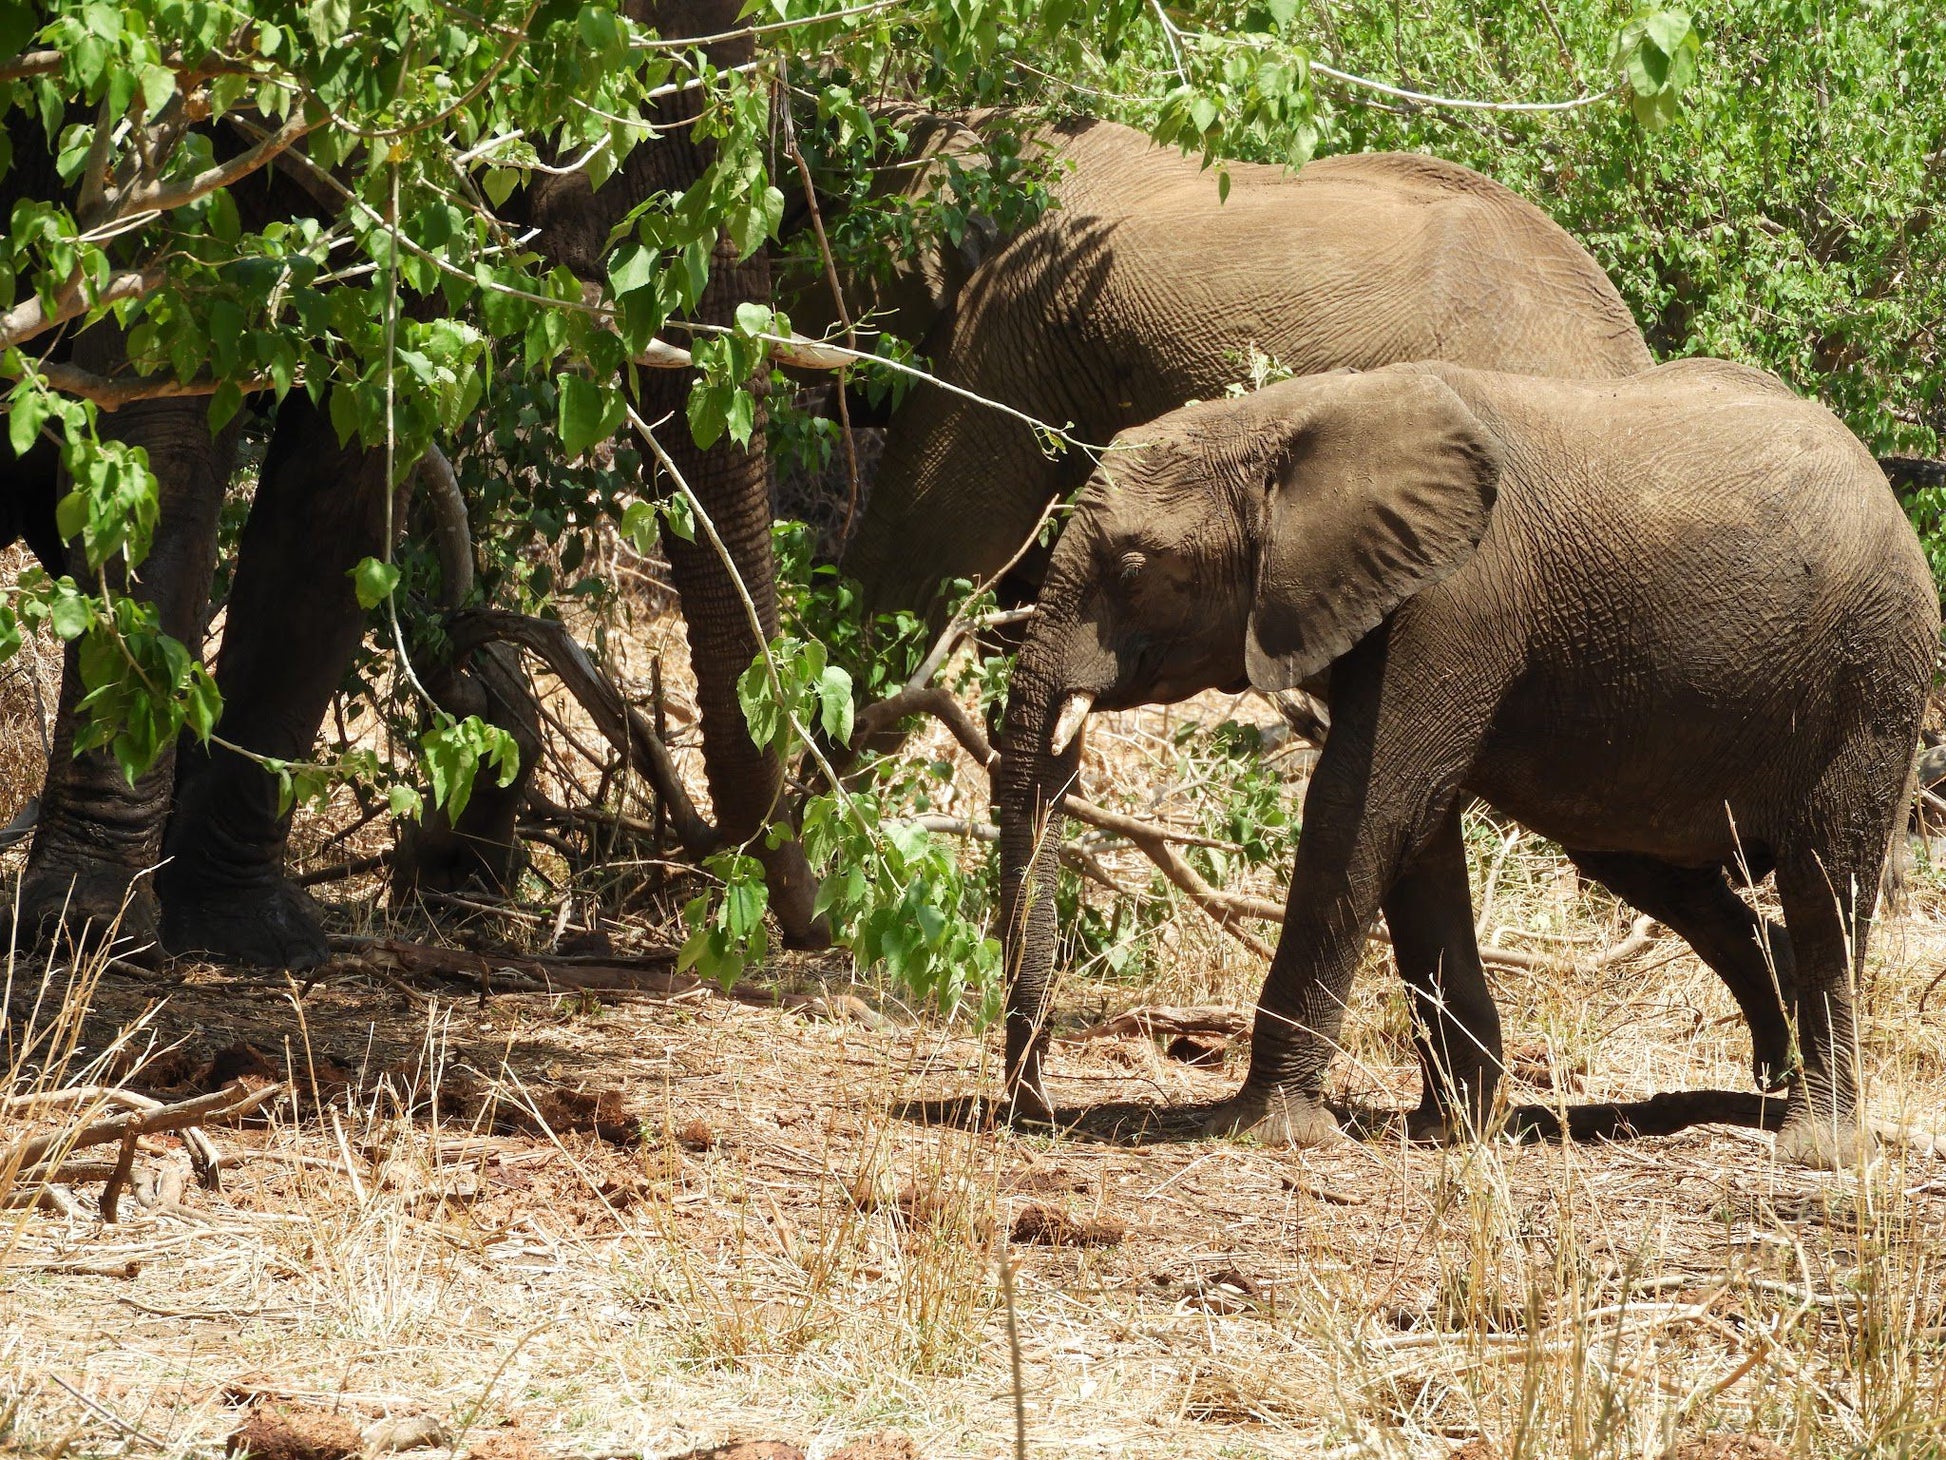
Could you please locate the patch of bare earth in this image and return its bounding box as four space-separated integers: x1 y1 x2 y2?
6 865 1946 1460
5 584 1946 1459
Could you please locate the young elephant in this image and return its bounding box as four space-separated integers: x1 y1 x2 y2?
996 360 1939 1168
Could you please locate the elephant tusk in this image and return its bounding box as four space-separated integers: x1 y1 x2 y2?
1049 692 1095 756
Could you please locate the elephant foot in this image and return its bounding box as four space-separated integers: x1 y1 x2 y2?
1404 1101 1460 1145
1199 1085 1345 1148
1003 1078 1055 1129
1750 1024 1794 1095
159 874 330 970
9 863 161 960
1774 1102 1873 1170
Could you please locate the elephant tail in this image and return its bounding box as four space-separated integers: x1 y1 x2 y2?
1880 455 1946 497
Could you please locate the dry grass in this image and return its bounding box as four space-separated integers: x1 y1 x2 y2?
4 596 1946 1460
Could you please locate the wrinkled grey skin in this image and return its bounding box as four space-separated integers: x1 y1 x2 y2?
822 116 1655 616
997 361 1938 1170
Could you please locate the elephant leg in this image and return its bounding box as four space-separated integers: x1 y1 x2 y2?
1564 850 1795 1091
1385 807 1502 1142
1772 848 1875 1169
17 382 238 956
1206 642 1475 1147
1769 745 1908 1168
1 433 66 572
158 395 395 968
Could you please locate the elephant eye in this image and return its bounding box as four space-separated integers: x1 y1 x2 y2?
1118 550 1148 583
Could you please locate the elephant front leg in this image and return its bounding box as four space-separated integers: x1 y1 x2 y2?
1385 808 1503 1142
16 383 237 957
159 395 391 969
1202 717 1455 1147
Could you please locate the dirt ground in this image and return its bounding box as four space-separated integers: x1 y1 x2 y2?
5 888 1946 1460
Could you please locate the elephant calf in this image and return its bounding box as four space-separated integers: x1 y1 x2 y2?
996 359 1939 1169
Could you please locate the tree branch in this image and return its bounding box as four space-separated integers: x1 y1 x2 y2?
852 684 1662 973
0 51 62 82
416 444 474 607
25 360 273 409
446 608 718 857
0 267 164 352
99 113 317 222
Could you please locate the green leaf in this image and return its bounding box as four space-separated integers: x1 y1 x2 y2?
816 665 854 745
48 589 92 640
732 301 773 337
8 391 47 458
308 0 352 49
348 556 402 610
0 2 38 57
662 492 696 542
558 373 623 459
182 665 222 741
388 783 425 820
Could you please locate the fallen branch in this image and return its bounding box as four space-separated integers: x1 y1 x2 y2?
1 1079 281 1177
1072 1005 1250 1043
1473 916 1658 975
864 684 1664 972
447 608 715 856
294 851 392 887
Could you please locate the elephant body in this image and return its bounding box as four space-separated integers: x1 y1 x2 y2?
998 360 1937 1169
832 117 1654 613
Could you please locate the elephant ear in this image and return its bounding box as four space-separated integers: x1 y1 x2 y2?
1245 371 1503 691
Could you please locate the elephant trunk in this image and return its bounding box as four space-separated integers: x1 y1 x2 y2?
996 595 1094 1117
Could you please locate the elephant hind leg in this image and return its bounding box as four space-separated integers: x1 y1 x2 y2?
1768 702 1922 1167
1564 850 1794 1091
1385 806 1502 1141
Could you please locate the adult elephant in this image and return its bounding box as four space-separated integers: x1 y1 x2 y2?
994 360 1938 1168
1 0 826 964
806 116 1656 615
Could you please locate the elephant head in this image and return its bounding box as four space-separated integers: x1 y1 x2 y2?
998 368 1503 1110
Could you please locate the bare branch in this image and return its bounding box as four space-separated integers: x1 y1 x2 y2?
0 50 62 82
446 608 718 856
0 266 164 352
100 113 317 222
1309 62 1618 114
853 683 1663 973
633 0 909 49
1 1080 281 1176
26 359 274 409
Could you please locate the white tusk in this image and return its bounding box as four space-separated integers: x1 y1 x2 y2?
1049 692 1095 756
